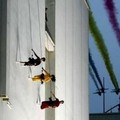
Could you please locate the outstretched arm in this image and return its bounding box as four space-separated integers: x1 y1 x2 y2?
31 49 39 58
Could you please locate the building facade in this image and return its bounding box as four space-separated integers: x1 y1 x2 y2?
0 0 89 120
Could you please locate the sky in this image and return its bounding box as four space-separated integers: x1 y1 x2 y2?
88 0 120 113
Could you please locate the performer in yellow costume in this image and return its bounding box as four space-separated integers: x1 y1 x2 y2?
32 67 56 84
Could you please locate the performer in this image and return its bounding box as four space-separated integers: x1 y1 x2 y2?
41 93 64 109
20 49 45 66
32 67 56 84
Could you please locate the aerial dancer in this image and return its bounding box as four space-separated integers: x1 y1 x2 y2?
20 49 45 66
40 93 64 109
32 67 56 84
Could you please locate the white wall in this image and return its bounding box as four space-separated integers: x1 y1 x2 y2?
55 0 89 120
0 0 45 120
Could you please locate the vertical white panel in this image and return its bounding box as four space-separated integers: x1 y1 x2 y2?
55 0 66 120
72 0 82 119
65 0 74 120
56 0 89 120
81 2 89 120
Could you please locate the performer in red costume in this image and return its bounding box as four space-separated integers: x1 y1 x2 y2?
41 94 64 109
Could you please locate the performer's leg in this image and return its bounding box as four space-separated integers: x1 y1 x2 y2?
32 77 40 81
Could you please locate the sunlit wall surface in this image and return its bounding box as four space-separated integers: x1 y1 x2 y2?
0 0 89 120
0 0 45 120
55 0 89 120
